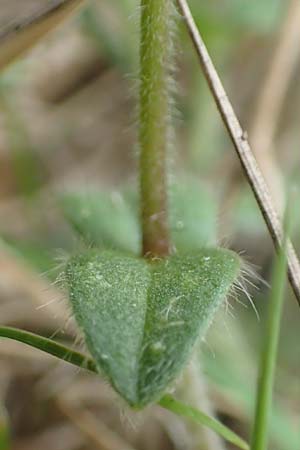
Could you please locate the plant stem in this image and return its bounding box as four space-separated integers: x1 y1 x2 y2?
139 0 174 257
251 212 289 450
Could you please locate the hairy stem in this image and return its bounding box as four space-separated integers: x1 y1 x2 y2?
139 0 174 257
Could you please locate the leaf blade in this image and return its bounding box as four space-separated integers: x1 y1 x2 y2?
159 394 249 450
67 248 240 406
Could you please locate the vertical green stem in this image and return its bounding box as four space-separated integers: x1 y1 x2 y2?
251 213 289 450
0 403 10 450
139 0 174 257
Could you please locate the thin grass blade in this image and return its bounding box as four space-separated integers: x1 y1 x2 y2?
1 325 250 448
0 326 96 372
159 394 249 450
251 208 290 450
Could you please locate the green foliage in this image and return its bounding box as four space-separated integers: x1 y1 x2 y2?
60 179 217 254
170 180 217 249
1 237 55 276
62 178 235 408
189 0 283 39
66 248 240 407
61 190 140 254
0 88 43 197
80 3 136 71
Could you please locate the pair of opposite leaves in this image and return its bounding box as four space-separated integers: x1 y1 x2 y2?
1 0 241 409
64 187 241 408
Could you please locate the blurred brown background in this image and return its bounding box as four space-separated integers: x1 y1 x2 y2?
0 1 299 449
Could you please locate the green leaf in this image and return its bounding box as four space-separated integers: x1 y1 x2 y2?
60 191 140 254
159 394 249 450
66 248 240 407
60 179 217 254
170 180 217 250
126 179 218 249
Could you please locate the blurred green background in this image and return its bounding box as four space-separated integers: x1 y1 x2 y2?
0 1 299 449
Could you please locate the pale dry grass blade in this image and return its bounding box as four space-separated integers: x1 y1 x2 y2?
56 398 138 450
250 0 300 213
0 0 86 71
176 0 300 307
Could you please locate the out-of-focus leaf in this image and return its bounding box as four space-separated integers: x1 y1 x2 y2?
60 179 217 254
232 187 265 235
80 2 136 72
188 0 284 39
2 236 55 276
60 190 141 254
0 90 43 196
170 180 217 250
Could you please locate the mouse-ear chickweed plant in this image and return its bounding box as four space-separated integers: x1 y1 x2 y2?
65 0 240 409
0 1 296 449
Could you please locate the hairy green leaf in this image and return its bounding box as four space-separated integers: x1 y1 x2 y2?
67 248 240 407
